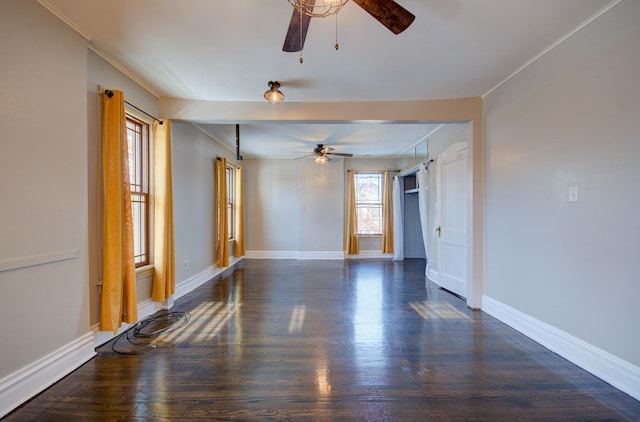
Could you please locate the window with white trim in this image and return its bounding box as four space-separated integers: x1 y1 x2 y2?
226 164 234 240
354 171 383 236
126 114 150 267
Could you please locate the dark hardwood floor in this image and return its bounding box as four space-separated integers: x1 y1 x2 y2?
5 259 640 421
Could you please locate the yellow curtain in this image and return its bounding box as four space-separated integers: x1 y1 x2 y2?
100 90 137 332
152 120 175 303
216 157 229 267
233 166 245 257
345 170 359 255
381 169 394 254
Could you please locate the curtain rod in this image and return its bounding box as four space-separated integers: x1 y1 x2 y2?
396 159 434 178
103 89 163 124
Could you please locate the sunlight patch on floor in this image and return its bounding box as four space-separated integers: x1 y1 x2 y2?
288 305 306 334
161 301 241 344
410 301 471 321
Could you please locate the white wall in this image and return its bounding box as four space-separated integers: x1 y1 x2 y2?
244 159 301 253
484 1 640 367
298 159 344 254
172 124 239 277
0 0 90 380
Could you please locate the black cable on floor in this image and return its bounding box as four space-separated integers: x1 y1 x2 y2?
112 311 190 355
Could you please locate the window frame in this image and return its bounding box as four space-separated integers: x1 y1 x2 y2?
125 112 151 268
226 164 235 240
354 171 384 237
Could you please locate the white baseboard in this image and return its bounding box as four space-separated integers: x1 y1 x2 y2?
246 251 345 260
427 268 439 284
346 251 393 259
297 251 344 260
0 333 95 419
482 296 640 401
245 250 299 259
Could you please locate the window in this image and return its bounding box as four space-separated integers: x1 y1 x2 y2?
226 165 234 240
354 171 383 236
126 114 150 267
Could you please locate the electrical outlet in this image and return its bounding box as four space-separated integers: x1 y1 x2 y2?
184 260 189 270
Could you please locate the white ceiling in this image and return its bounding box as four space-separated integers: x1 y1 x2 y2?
39 0 614 158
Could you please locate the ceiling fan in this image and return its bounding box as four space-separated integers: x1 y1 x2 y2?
283 0 416 52
296 144 354 162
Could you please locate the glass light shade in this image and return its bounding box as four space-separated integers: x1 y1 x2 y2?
314 155 329 164
264 81 284 105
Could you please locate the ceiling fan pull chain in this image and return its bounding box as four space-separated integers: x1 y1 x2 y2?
299 6 304 63
335 12 339 50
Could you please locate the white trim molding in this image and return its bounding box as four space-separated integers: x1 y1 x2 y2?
245 250 299 260
427 268 439 284
346 251 393 259
0 333 95 419
297 251 344 260
483 296 640 401
0 249 78 273
246 251 345 260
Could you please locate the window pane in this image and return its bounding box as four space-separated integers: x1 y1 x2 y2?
131 192 147 265
228 205 233 240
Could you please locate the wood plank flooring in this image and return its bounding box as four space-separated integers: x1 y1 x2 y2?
5 259 640 421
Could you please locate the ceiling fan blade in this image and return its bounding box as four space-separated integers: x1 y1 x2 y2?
295 154 315 160
326 152 354 157
283 1 314 52
352 0 415 35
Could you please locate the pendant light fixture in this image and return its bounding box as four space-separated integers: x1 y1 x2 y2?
288 0 348 18
264 81 284 105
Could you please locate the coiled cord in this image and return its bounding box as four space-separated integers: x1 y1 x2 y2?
112 311 190 355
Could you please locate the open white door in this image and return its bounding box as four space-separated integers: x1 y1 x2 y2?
436 143 468 298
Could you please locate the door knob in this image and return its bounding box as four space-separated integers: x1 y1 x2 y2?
435 226 441 237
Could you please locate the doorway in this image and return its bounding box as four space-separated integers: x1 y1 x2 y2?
436 142 468 299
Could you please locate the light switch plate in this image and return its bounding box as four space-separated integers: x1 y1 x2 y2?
568 186 579 202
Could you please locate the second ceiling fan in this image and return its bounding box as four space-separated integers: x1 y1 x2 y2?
283 0 416 53
297 144 354 162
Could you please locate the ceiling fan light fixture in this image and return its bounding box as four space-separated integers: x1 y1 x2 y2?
289 0 349 18
314 155 330 164
264 81 284 105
